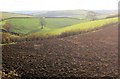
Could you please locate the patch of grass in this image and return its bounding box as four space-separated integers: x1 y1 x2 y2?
5 18 40 34
45 18 87 28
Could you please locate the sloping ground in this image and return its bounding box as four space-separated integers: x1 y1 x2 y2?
0 12 33 20
1 17 84 34
1 17 117 35
2 23 118 78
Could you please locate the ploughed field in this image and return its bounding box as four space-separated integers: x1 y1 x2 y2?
2 23 118 78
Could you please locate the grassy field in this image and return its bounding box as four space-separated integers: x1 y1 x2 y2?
29 17 118 37
1 17 87 34
1 17 118 44
1 17 118 37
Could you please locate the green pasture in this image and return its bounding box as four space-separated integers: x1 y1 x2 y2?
1 17 118 38
1 17 87 34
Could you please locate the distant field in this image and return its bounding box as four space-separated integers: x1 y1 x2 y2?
0 12 33 20
1 17 87 34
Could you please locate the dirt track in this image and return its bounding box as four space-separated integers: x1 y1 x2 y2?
2 23 118 78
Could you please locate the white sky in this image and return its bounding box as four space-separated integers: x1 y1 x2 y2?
0 0 119 11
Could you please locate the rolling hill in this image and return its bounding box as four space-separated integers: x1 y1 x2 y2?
0 11 118 44
32 10 97 20
5 10 117 21
14 10 117 20
1 17 87 34
0 12 33 20
29 17 117 37
94 10 118 19
1 10 118 40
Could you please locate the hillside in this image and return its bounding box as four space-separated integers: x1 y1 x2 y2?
0 12 33 20
24 10 118 20
94 10 117 14
1 17 87 34
1 11 118 44
31 10 98 20
9 10 117 20
2 23 118 78
94 10 118 19
30 18 117 37
1 17 117 36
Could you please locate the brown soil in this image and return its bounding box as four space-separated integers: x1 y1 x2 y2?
2 23 118 79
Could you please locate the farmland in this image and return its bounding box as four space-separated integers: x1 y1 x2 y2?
0 16 118 44
2 23 118 78
1 11 119 78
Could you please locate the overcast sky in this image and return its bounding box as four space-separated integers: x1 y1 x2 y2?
0 0 119 11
